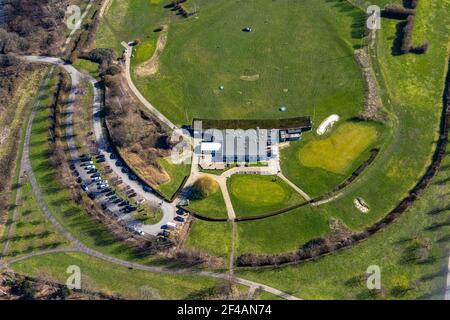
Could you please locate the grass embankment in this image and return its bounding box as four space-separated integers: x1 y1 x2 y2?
11 251 224 299
72 59 100 80
188 191 228 220
2 180 71 258
228 175 304 218
0 67 47 255
157 158 191 199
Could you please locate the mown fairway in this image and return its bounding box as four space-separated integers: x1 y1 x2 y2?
129 0 366 125
228 175 304 217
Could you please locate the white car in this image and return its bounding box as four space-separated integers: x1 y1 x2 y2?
91 177 101 182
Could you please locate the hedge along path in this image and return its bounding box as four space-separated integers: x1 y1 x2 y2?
135 24 168 77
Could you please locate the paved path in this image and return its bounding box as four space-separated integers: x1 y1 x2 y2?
277 172 311 201
121 42 179 132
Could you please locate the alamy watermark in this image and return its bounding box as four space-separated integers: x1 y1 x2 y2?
65 5 82 31
366 265 381 290
66 265 81 290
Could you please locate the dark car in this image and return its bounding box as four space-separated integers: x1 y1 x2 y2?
128 174 137 181
175 216 185 223
69 164 76 170
118 201 127 207
115 160 123 167
113 198 122 204
101 203 108 210
76 177 82 184
87 169 98 174
121 167 129 174
72 170 80 177
97 158 106 163
110 153 117 159
105 191 115 197
101 187 112 193
128 192 137 198
91 173 100 178
143 185 152 193
106 146 113 153
96 154 105 159
176 209 185 216
88 192 96 200
158 230 170 237
81 183 88 192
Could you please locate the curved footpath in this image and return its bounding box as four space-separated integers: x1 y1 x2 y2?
11 56 300 300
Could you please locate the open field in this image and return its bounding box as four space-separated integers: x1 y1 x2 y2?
235 205 330 256
11 251 224 299
96 0 367 125
228 175 304 217
188 189 228 220
185 220 232 261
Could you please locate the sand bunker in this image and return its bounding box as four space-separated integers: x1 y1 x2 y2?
240 74 260 81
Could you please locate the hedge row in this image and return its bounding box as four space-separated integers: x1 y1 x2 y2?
236 60 450 267
381 4 416 20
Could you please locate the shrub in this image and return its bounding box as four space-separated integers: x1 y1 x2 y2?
381 4 415 19
401 15 416 54
191 176 219 200
410 41 429 54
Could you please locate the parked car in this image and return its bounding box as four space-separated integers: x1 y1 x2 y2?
113 198 122 204
88 192 96 200
137 198 146 205
81 161 94 166
91 173 100 178
109 195 118 201
143 186 152 193
106 146 113 153
102 188 112 193
81 183 88 192
106 191 115 197
69 164 76 170
174 216 185 223
97 158 106 163
87 169 98 174
176 209 185 216
115 160 123 167
101 203 108 210
96 154 105 159
84 165 95 170
121 167 129 174
110 153 117 159
129 174 138 181
91 176 101 182
72 170 80 177
76 177 82 184
128 192 137 198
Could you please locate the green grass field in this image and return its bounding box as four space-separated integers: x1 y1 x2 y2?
185 220 232 261
236 205 330 255
188 190 228 219
97 0 365 125
11 251 224 299
157 158 191 199
228 175 304 217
